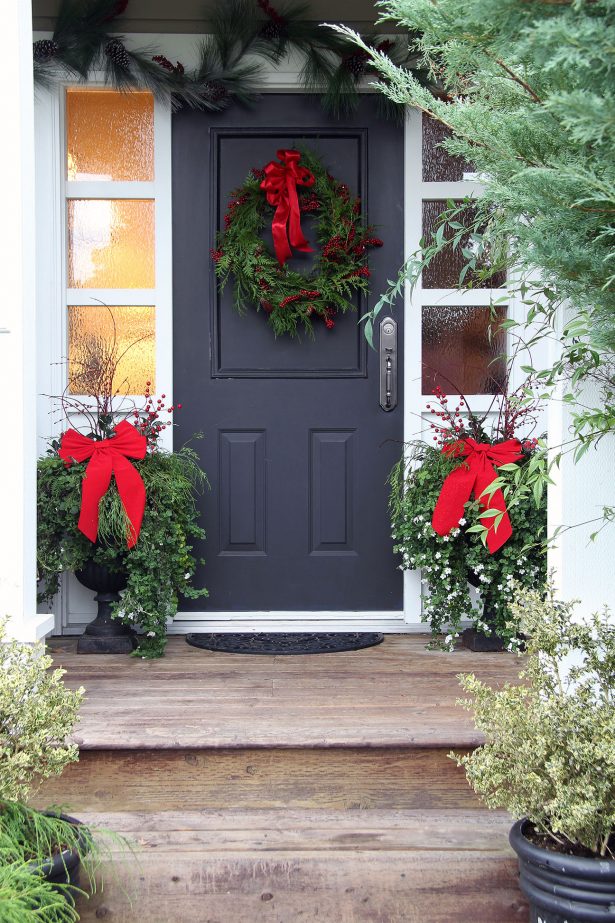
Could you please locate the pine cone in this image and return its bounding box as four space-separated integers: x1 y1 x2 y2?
105 38 130 70
33 39 59 62
342 52 368 78
261 20 286 41
204 81 228 104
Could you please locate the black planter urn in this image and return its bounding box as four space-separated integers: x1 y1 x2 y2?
510 819 615 922
462 582 506 652
75 558 136 654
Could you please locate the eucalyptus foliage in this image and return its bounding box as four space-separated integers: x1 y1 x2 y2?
454 583 615 858
334 0 615 449
37 446 209 658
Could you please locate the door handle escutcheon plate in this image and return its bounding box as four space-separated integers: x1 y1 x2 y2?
379 317 397 412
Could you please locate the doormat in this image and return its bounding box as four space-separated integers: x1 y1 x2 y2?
185 632 384 655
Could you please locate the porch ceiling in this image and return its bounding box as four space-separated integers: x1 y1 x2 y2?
32 0 389 34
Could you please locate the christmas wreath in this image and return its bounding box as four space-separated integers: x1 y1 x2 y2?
211 148 383 338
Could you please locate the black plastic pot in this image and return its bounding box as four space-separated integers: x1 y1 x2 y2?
510 819 615 923
28 813 87 905
75 557 136 654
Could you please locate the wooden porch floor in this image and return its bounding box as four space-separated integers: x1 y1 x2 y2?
47 633 522 750
39 634 528 922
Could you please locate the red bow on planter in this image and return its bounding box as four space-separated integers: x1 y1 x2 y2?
59 420 147 549
260 149 315 265
432 438 523 553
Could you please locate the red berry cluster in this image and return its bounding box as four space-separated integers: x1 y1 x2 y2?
279 289 321 309
258 0 284 23
322 235 346 262
426 386 468 447
152 55 184 75
133 381 182 449
523 438 539 452
223 193 248 228
210 248 224 263
251 167 266 180
299 193 321 213
347 266 371 279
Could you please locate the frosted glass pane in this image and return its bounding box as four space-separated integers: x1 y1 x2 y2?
422 201 506 289
422 305 507 394
68 305 155 396
66 88 154 182
67 199 155 289
422 114 472 182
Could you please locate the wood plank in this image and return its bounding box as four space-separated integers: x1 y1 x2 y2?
46 635 523 750
34 747 482 813
77 808 517 852
75 850 527 923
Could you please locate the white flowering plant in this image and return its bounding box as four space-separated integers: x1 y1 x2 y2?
390 384 548 649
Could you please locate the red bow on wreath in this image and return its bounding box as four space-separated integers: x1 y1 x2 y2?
260 149 315 266
431 438 523 553
59 420 147 549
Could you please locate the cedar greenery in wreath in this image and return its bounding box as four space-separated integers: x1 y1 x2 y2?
211 147 383 338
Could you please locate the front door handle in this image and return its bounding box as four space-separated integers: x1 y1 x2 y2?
379 317 397 412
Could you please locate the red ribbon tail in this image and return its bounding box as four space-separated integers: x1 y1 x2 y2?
287 173 312 255
113 456 147 549
271 200 292 265
432 463 476 536
78 453 113 544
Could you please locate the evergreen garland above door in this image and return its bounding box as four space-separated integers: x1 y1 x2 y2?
33 0 434 119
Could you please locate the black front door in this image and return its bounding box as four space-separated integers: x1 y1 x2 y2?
173 94 404 613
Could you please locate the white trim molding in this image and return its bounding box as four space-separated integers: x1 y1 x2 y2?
0 0 44 642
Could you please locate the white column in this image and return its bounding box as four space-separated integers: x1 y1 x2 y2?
0 0 54 641
547 321 615 615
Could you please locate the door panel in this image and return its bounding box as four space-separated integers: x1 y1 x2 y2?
173 94 404 613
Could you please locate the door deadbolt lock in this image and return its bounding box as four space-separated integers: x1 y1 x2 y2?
379 317 397 412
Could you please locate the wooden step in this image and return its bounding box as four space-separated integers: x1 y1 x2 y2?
75 810 527 923
47 635 524 751
35 746 482 814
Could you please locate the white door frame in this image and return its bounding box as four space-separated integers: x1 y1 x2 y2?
33 35 488 634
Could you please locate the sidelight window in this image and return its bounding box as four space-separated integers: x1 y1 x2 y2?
419 115 508 399
64 88 165 397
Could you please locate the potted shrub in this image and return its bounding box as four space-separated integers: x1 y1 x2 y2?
37 324 209 658
0 616 93 919
389 378 548 650
453 584 615 922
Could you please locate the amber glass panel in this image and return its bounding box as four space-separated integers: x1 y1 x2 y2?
422 114 473 182
67 199 155 289
422 305 507 394
66 89 154 182
422 201 506 289
68 305 155 395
